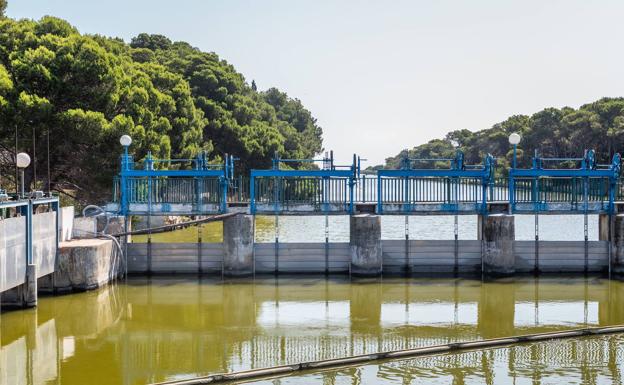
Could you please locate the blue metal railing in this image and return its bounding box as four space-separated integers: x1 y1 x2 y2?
376 150 495 214
116 149 234 215
250 151 361 214
509 150 621 213
110 147 624 215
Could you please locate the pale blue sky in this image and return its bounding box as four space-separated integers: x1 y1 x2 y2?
8 0 624 165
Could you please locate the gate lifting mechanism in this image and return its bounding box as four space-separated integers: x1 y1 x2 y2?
376 150 495 214
509 149 622 214
249 151 362 214
116 142 235 216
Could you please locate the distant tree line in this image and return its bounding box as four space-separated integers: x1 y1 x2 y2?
0 13 322 203
379 98 624 173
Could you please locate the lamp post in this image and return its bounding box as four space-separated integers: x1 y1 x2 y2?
509 133 521 168
16 152 31 199
508 133 521 212
119 135 132 215
120 135 132 168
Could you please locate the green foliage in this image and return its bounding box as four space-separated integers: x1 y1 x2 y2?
382 98 624 174
0 17 322 203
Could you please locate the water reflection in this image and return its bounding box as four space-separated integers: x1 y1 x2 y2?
243 335 624 384
2 277 624 384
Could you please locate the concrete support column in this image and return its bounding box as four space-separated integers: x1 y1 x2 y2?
350 214 382 276
612 214 624 275
2 264 37 308
599 214 611 241
23 264 37 307
223 214 255 276
481 214 515 276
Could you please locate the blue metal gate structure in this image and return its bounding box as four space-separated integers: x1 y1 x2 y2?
509 150 621 214
111 147 234 216
106 140 623 217
376 150 495 214
249 152 361 214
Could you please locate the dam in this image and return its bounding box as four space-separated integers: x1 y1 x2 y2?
3 135 624 384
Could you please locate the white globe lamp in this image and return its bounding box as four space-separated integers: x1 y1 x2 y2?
16 152 31 199
120 135 132 147
508 133 521 145
16 152 31 169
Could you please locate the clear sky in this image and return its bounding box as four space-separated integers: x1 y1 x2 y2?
7 0 624 165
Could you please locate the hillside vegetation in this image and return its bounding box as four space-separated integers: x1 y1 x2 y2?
0 13 322 202
381 98 624 172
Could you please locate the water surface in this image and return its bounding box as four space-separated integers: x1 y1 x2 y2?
241 334 624 384
133 214 600 243
2 276 624 385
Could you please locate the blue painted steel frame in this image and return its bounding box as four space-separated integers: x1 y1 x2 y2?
509 149 621 213
376 150 495 214
249 152 360 214
118 146 233 215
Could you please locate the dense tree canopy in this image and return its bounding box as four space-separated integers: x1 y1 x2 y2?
380 98 624 174
0 17 323 203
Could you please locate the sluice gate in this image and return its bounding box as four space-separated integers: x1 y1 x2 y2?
103 137 624 277
0 196 60 307
106 136 624 216
125 239 609 275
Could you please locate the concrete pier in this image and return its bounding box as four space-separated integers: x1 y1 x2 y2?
612 214 624 275
223 214 255 276
599 214 611 242
48 239 119 291
481 214 515 276
350 214 382 276
2 265 38 308
23 264 37 307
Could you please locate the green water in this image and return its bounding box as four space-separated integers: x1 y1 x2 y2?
242 334 624 384
131 216 274 243
2 276 624 385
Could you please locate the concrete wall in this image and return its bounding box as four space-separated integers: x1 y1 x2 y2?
254 242 350 273
59 206 74 242
72 216 97 239
124 239 610 275
515 240 609 273
383 240 481 274
127 242 223 274
0 216 27 292
1 211 58 307
33 211 57 278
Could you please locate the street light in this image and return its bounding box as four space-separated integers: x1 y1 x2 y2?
508 133 521 214
508 133 521 168
119 136 132 216
16 152 31 199
120 135 132 171
119 135 132 147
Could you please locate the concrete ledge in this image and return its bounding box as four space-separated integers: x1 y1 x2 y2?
51 238 119 291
